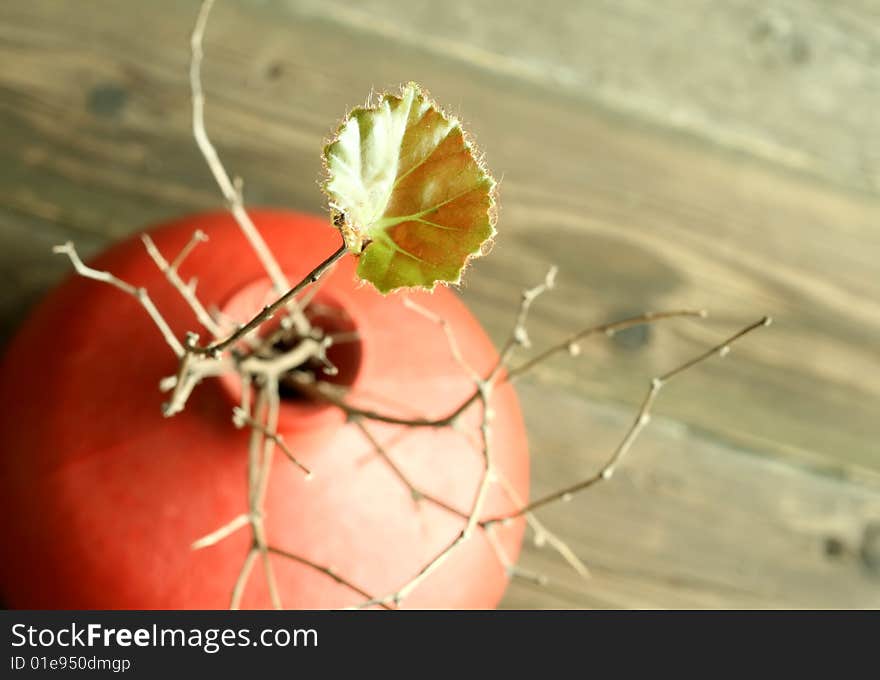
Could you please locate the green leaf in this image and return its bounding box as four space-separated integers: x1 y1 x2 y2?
322 82 496 293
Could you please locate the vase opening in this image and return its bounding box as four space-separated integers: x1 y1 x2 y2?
216 275 364 425
274 298 363 402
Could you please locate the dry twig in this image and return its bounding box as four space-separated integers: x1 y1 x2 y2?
52 242 184 357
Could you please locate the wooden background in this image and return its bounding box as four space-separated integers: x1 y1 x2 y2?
1 0 879 608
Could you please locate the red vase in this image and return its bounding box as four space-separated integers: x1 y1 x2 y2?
0 210 529 609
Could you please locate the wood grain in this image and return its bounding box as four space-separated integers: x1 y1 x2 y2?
290 0 880 197
0 0 878 608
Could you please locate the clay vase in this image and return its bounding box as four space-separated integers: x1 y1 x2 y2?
0 209 529 609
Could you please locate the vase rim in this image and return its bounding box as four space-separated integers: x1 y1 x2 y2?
215 274 364 433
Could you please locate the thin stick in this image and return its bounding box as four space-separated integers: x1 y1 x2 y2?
354 532 464 609
191 513 250 550
296 376 474 428
170 228 208 271
403 297 480 382
162 353 232 417
233 407 312 477
142 232 222 337
267 546 393 610
483 523 514 572
502 265 558 353
190 3 285 293
506 309 707 381
355 371 497 608
260 549 282 610
255 383 282 610
295 258 336 310
508 564 549 586
246 388 267 533
230 546 258 610
241 338 323 378
353 419 464 516
231 390 265 609
302 309 706 428
483 316 772 525
529 520 591 579
52 242 184 357
494 467 590 579
187 243 347 356
254 386 282 508
190 0 315 338
464 386 494 536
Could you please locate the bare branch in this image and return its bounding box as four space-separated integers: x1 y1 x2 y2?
354 531 465 609
296 376 475 428
294 258 336 311
353 418 465 516
494 467 590 579
527 518 591 579
191 513 250 550
483 316 772 525
354 338 498 608
504 265 558 352
230 547 258 610
267 546 393 610
465 385 494 536
186 242 348 357
260 548 283 611
190 3 284 294
241 338 324 379
142 232 222 337
52 241 184 357
480 508 550 585
508 564 549 586
403 297 480 382
301 309 707 428
239 371 252 419
253 383 282 610
505 308 708 381
358 412 550 589
190 0 312 337
170 228 208 271
162 352 232 417
233 406 312 478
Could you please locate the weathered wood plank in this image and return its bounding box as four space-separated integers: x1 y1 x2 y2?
503 381 880 609
288 0 880 197
0 0 878 607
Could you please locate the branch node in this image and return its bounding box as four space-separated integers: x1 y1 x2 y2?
513 325 531 347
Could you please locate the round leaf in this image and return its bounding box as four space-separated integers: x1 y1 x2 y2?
322 83 496 293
